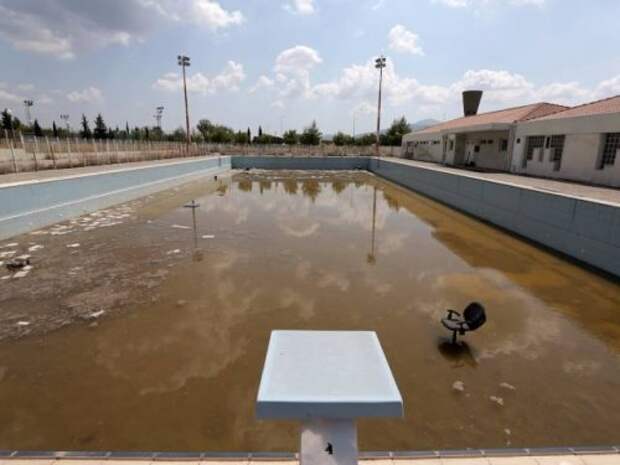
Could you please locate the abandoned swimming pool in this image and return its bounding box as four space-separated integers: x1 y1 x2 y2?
0 169 619 452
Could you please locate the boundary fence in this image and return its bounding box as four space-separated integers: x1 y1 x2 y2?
0 131 401 174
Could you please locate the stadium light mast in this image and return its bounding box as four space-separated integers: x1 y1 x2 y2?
374 55 386 158
154 106 164 129
60 114 70 133
24 99 34 127
177 55 191 145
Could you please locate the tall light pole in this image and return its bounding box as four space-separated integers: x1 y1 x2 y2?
374 55 386 157
177 55 191 145
60 114 70 134
24 99 34 127
6 109 16 140
154 106 164 129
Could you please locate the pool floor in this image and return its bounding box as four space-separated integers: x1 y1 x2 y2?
0 170 619 452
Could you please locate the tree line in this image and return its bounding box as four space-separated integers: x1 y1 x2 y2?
2 109 412 146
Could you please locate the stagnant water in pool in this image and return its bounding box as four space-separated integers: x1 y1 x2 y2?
0 170 619 452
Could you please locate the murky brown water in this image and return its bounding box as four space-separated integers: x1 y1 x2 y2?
0 170 619 452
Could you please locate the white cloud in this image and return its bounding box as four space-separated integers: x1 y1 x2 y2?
0 1 244 60
0 88 22 104
153 61 246 95
249 75 275 93
66 86 104 104
595 75 620 99
271 100 285 110
283 0 316 15
351 102 375 115
388 25 424 56
273 45 322 98
147 0 245 30
432 0 545 7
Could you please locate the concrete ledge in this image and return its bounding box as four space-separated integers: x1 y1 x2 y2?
0 156 230 240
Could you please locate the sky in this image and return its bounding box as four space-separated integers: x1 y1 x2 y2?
1 0 620 135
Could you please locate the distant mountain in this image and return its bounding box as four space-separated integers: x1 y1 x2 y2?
410 118 441 131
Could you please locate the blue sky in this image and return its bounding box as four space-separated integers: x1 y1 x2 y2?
1 0 619 135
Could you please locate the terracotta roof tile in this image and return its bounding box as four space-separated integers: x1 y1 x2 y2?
528 95 620 121
414 102 567 135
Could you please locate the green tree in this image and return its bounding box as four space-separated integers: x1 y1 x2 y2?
80 114 92 139
33 119 43 137
258 125 263 137
383 116 411 146
107 127 115 140
247 127 251 143
1 109 11 131
52 121 59 138
234 130 248 144
144 126 150 140
93 114 107 139
299 120 321 145
283 129 299 145
125 122 130 139
355 133 376 146
333 132 355 146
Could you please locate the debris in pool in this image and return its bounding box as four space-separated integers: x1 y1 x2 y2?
12 270 30 278
167 249 181 255
1 243 18 248
28 244 44 252
176 300 187 307
6 256 30 271
0 251 16 258
0 275 10 280
452 380 465 392
202 234 215 239
30 230 48 235
500 382 516 391
490 396 504 406
66 243 81 248
504 428 511 435
16 321 30 326
171 224 191 230
86 310 105 320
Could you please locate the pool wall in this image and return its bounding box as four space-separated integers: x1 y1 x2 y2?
0 156 230 240
367 158 620 278
1 155 618 278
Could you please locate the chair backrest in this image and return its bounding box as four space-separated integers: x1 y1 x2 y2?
463 302 486 331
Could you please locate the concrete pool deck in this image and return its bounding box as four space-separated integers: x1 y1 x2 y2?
0 455 618 464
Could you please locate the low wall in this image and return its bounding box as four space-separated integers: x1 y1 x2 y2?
232 155 369 170
0 156 230 240
369 158 620 278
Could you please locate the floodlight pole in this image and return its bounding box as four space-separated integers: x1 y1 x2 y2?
374 55 386 158
24 100 34 127
178 55 191 146
154 106 164 129
60 114 71 133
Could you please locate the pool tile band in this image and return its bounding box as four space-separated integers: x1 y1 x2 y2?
1 446 618 460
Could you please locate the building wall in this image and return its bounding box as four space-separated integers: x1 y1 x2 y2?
462 130 511 171
401 132 443 163
513 112 620 187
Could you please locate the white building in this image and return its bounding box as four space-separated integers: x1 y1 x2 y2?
512 96 620 187
402 93 620 187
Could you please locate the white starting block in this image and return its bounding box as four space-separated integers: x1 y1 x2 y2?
256 331 403 465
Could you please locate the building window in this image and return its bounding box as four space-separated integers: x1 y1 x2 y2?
487 140 494 144
601 133 620 167
500 139 509 151
526 136 545 160
550 135 565 162
474 145 480 153
516 138 521 144
449 139 454 151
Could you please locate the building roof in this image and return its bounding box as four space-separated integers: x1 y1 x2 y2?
528 95 620 121
414 102 568 135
